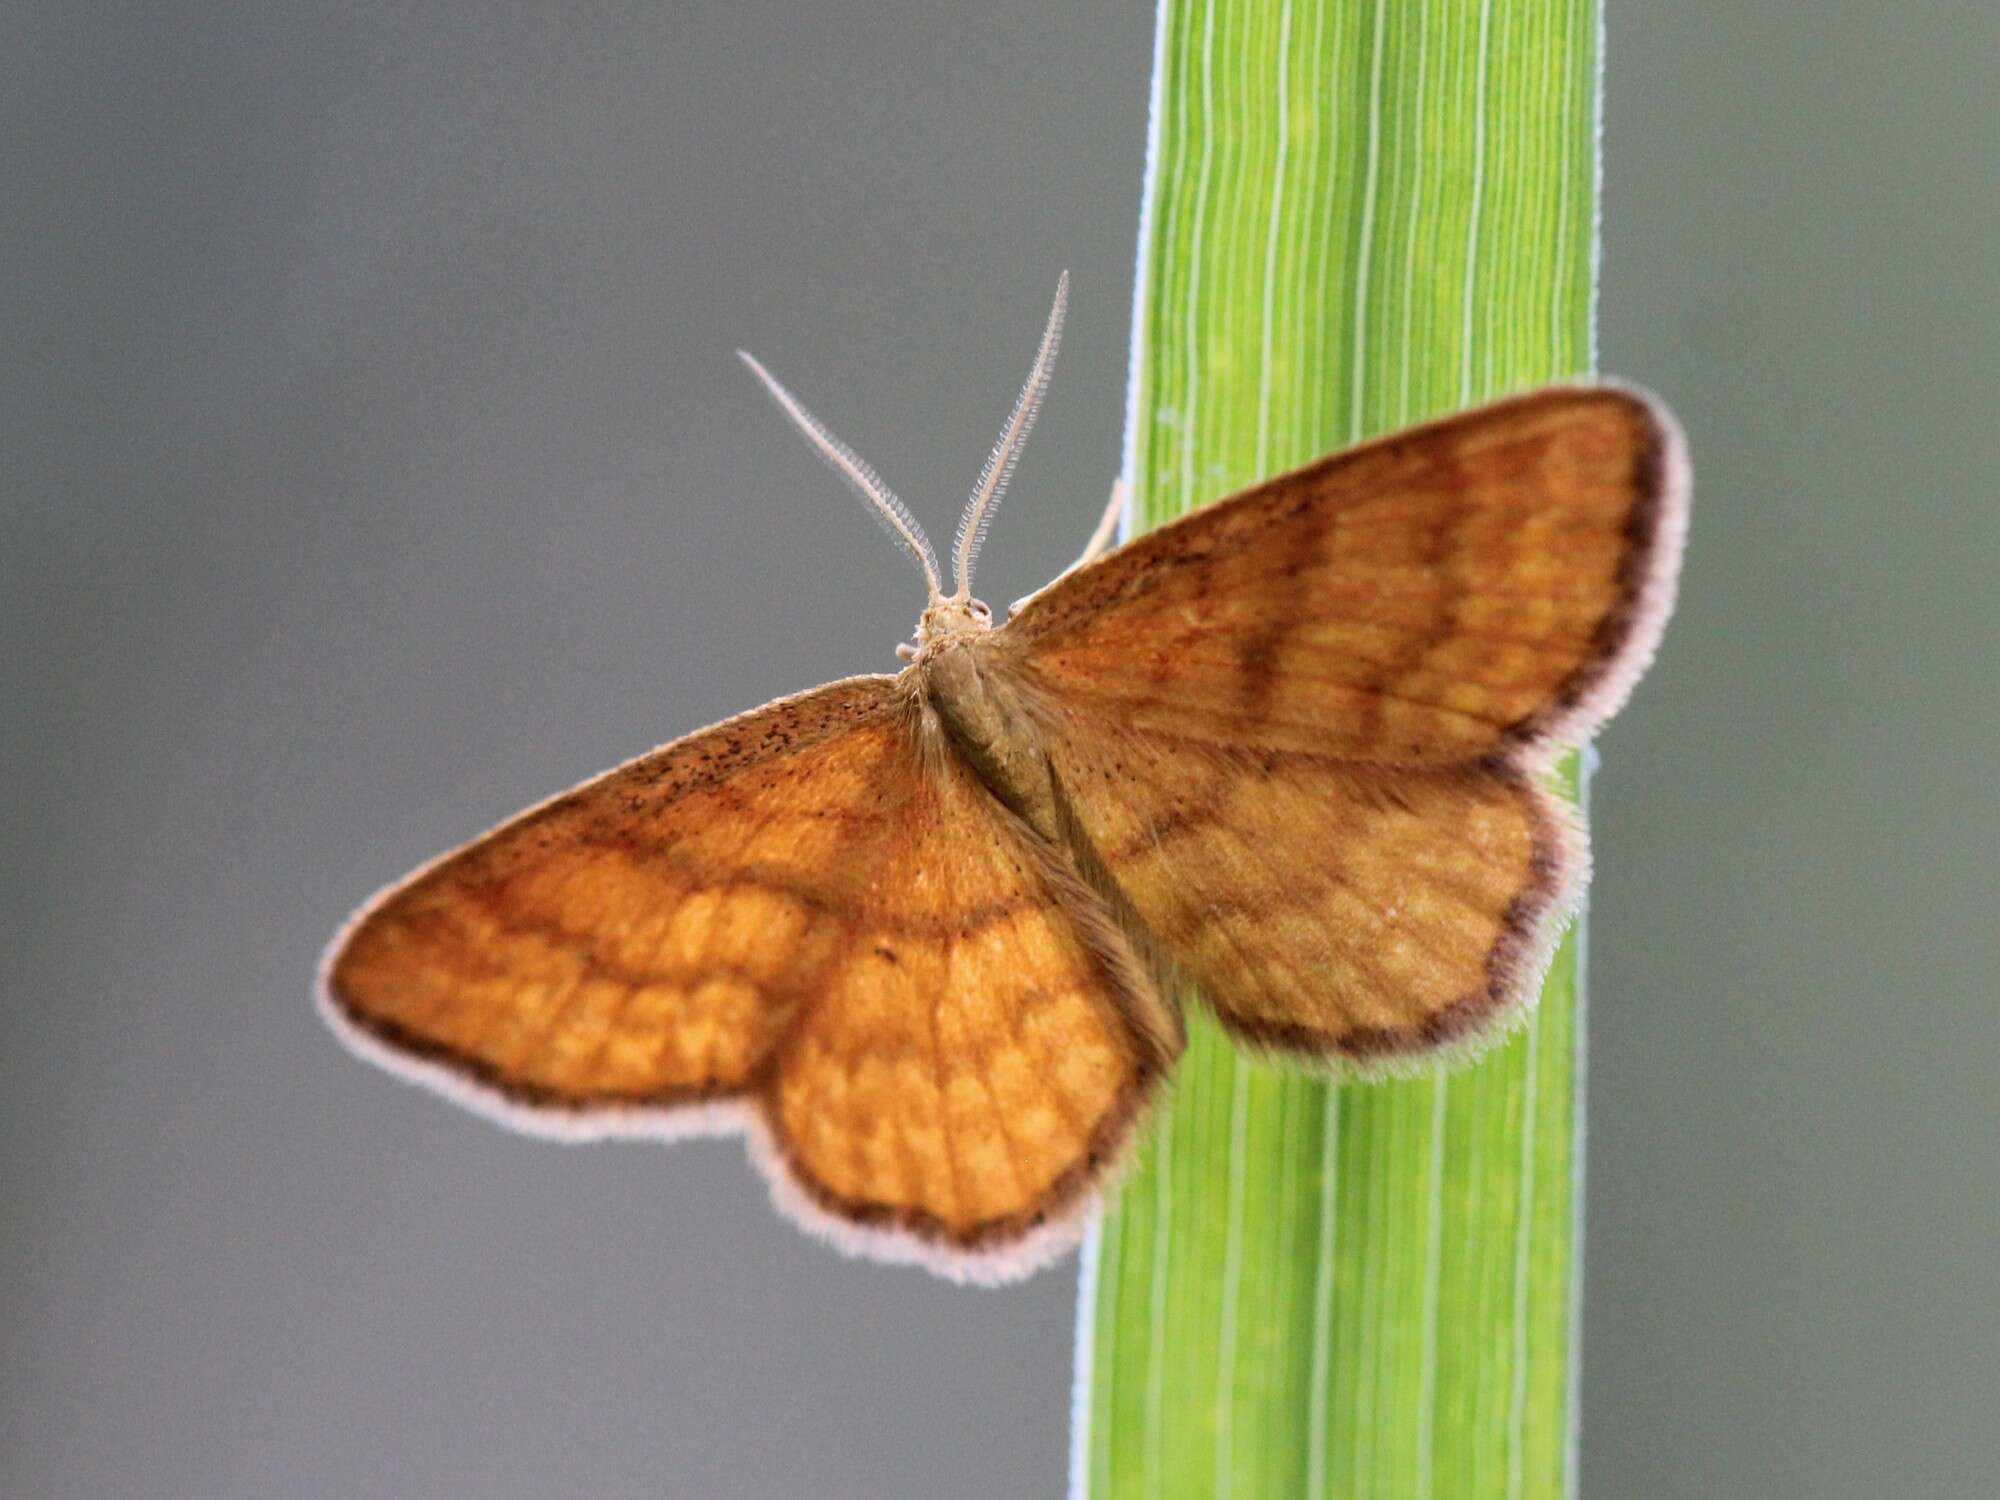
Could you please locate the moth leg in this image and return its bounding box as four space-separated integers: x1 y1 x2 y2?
1007 479 1127 619
1073 478 1126 568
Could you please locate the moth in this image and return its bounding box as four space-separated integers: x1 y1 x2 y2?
319 275 1688 1283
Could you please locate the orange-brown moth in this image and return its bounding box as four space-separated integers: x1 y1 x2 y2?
319 275 1688 1283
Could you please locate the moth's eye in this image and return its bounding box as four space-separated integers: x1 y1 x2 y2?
969 599 992 623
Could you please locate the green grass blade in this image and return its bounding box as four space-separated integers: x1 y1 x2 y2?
1071 1 1601 1495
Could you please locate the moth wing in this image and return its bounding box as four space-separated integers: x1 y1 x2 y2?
1003 385 1686 1062
320 675 1175 1280
1010 385 1686 765
1034 728 1579 1064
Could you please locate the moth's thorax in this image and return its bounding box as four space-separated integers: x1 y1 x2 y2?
914 632 1061 841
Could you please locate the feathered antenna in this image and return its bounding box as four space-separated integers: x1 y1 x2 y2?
737 350 944 604
951 272 1068 601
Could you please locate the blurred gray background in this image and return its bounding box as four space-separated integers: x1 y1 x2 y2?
6 2 1996 1496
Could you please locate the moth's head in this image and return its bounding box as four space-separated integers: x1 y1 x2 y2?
897 595 992 661
919 595 993 641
